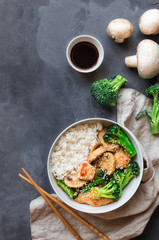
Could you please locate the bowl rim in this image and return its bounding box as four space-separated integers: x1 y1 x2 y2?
47 118 143 214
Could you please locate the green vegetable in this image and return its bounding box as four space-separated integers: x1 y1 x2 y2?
91 178 120 201
91 161 140 201
103 124 137 158
96 170 106 177
57 180 78 199
122 160 140 189
91 75 127 107
82 170 110 193
136 83 159 134
113 169 125 197
82 178 103 193
113 160 140 197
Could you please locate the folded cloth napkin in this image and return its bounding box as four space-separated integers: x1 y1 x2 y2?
30 89 159 240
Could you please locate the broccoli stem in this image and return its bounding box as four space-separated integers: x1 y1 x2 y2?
113 137 136 158
151 93 159 134
57 180 78 199
122 171 133 189
113 171 125 197
136 83 159 135
110 75 127 91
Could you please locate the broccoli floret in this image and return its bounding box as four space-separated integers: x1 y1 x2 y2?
113 169 125 197
82 170 110 193
122 160 140 189
57 180 78 199
103 125 137 158
91 75 127 107
91 178 120 201
113 161 140 196
136 83 159 134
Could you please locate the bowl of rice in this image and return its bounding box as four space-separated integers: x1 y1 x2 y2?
47 118 143 214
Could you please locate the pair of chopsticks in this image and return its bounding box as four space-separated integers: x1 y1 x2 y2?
19 168 110 240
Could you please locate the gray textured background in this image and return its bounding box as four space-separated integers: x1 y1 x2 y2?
0 0 158 239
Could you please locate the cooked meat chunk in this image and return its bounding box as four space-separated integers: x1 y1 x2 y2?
90 142 103 153
99 152 116 175
87 146 107 163
114 148 131 169
64 172 86 188
78 162 95 181
98 128 120 152
75 191 113 206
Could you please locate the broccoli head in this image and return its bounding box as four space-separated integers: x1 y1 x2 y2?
122 160 140 189
113 161 140 196
91 178 120 201
91 75 127 107
103 124 137 158
136 83 159 134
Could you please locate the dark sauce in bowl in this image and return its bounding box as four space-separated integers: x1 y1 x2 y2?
70 41 99 69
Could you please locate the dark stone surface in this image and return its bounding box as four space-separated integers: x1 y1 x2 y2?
0 0 158 239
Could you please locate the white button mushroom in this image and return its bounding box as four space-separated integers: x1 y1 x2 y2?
139 9 159 35
125 39 159 79
107 19 134 43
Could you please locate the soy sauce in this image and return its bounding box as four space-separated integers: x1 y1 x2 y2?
71 41 99 69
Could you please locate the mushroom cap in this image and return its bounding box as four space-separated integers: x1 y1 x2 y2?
137 39 159 79
139 9 159 35
107 18 134 43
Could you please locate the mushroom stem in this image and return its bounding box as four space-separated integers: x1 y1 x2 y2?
125 55 137 68
115 38 124 43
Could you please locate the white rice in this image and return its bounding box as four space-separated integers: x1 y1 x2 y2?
50 122 103 180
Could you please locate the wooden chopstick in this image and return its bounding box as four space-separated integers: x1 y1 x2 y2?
19 172 110 240
21 168 82 240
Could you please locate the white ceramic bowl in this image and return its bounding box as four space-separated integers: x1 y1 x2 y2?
66 35 104 73
47 118 143 214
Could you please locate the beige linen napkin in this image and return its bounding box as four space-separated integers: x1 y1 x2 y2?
30 88 159 240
